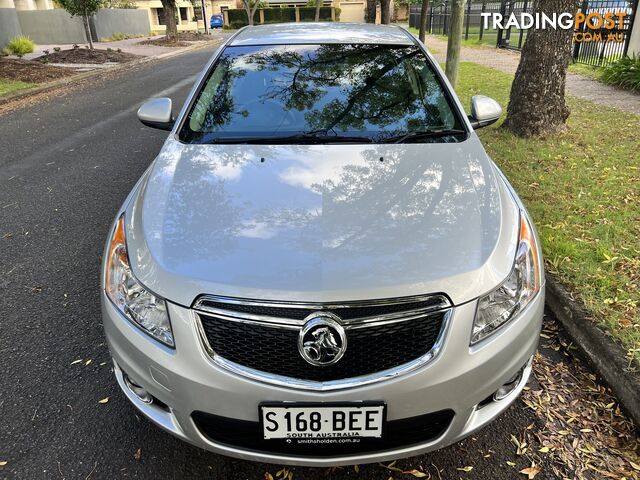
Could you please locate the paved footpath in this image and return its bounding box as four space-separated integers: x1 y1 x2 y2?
422 34 640 115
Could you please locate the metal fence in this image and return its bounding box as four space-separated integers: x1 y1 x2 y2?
409 0 637 66
573 0 638 65
409 1 521 48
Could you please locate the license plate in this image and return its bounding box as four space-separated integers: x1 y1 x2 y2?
260 403 385 440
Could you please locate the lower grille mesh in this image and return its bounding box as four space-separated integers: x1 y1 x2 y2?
192 409 455 456
199 312 446 382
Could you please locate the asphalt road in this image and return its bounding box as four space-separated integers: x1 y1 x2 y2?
1 47 555 480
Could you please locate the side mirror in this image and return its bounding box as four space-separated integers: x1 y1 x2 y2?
137 98 175 131
468 95 502 129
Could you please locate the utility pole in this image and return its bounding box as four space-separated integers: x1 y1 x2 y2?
202 0 209 34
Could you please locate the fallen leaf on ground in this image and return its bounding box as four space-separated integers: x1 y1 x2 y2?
456 466 473 472
134 448 141 461
519 466 541 479
381 461 402 472
402 469 428 477
70 359 82 365
0 461 7 466
98 397 109 404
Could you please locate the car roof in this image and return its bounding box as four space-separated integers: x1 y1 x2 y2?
228 23 415 46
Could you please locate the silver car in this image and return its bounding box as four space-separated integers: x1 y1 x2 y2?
102 23 544 466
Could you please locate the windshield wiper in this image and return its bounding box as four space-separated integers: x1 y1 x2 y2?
211 132 373 144
384 129 467 144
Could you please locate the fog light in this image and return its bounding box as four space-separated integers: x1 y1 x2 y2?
493 367 524 401
123 374 153 404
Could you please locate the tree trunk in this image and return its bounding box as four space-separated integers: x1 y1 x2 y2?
242 0 259 25
502 0 579 137
82 12 94 49
315 0 321 21
380 0 391 24
365 0 376 23
160 0 178 41
418 0 429 43
444 0 465 87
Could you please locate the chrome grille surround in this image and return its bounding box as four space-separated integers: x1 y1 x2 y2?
192 294 453 391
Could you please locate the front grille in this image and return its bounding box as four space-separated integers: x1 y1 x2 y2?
196 295 449 321
195 295 450 384
192 409 455 456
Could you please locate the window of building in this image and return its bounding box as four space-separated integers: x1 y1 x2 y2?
156 7 166 25
180 7 189 21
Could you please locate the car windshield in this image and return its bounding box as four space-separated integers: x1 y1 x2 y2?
179 43 465 144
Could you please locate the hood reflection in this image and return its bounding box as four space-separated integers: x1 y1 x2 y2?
138 138 500 293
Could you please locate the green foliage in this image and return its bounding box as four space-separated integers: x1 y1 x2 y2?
102 0 138 7
227 7 248 25
600 55 640 92
298 6 332 20
58 0 102 17
262 6 295 23
455 61 640 368
225 6 334 27
6 35 35 58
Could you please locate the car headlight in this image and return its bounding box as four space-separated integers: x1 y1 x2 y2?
105 215 174 347
471 211 541 344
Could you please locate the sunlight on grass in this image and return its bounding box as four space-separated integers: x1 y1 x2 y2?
568 62 602 79
455 62 640 368
0 78 35 97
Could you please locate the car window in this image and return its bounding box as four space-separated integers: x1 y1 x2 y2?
179 43 465 144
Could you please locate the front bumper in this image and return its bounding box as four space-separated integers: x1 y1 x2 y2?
102 289 544 466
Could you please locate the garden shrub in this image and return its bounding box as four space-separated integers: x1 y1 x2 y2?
600 55 640 92
227 8 248 27
110 32 127 41
6 35 35 58
263 7 296 23
298 6 332 21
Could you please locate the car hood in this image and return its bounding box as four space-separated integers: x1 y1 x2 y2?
125 136 519 307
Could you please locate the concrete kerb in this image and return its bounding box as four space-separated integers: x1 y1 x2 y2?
545 274 640 427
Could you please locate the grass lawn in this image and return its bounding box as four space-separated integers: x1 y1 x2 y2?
407 26 506 48
0 78 36 97
454 62 640 368
568 62 602 79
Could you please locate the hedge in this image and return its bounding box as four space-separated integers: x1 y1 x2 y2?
298 6 332 21
225 6 334 28
227 8 249 27
263 7 296 23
